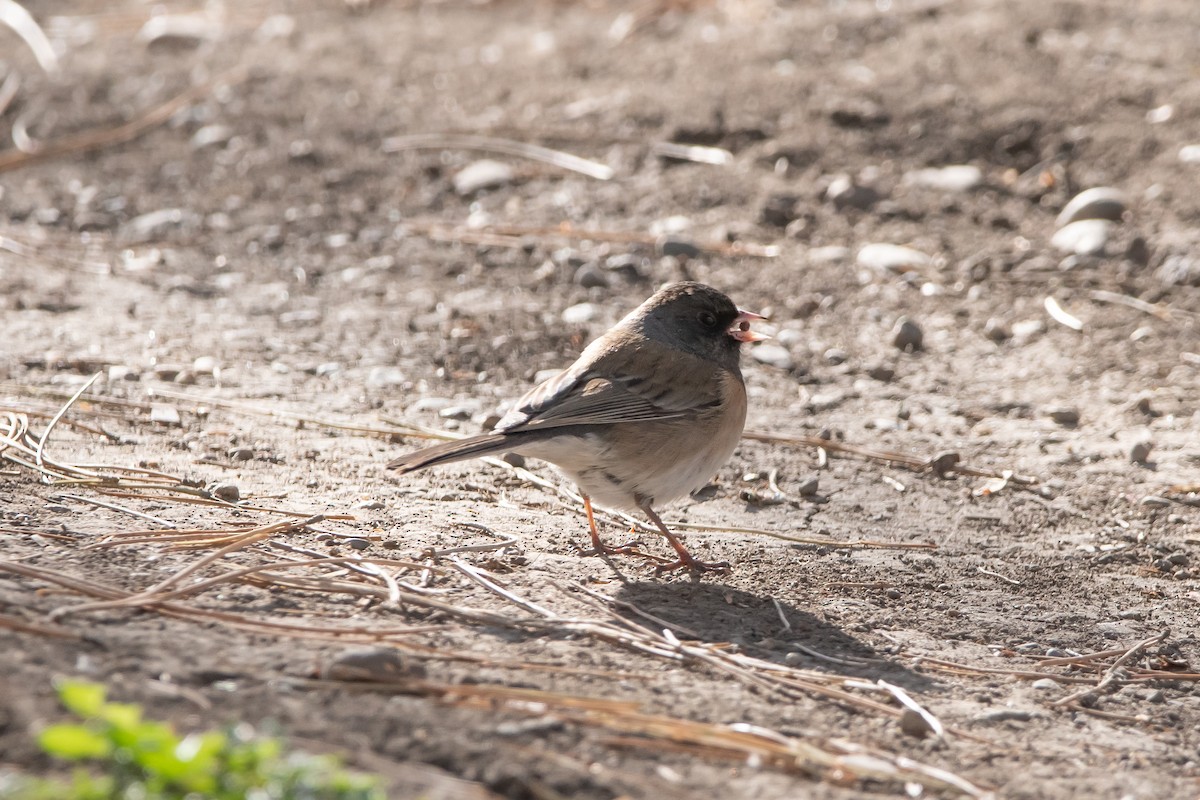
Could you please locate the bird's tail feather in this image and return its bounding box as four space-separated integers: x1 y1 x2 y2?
386 433 515 473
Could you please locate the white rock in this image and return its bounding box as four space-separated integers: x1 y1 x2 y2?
453 160 515 195
191 125 232 149
150 404 181 425
367 366 406 387
750 344 794 370
857 243 931 274
124 208 194 242
562 303 599 324
192 356 217 374
137 14 222 45
1055 187 1129 227
1179 144 1200 164
1051 219 1112 256
807 245 850 264
903 165 983 193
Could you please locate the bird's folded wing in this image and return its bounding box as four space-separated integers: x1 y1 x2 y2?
496 354 724 433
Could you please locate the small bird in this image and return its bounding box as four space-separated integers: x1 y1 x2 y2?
387 282 767 573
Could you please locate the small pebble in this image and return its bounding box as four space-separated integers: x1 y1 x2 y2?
1130 441 1153 464
866 363 895 382
891 317 923 351
1178 144 1200 164
452 159 515 195
209 482 241 502
903 164 983 193
192 355 218 374
973 709 1034 724
825 174 880 210
573 263 608 288
346 537 371 551
562 303 599 324
1051 219 1112 256
495 719 565 737
149 404 181 425
355 500 385 510
983 318 1011 342
795 475 820 497
857 243 931 275
321 647 425 681
190 124 232 149
228 447 255 461
439 405 474 421
884 588 901 600
1045 648 1071 658
1168 552 1190 566
898 708 933 738
367 366 406 387
604 253 643 280
1156 253 1200 287
750 344 794 370
783 652 803 666
1055 187 1129 227
1011 319 1045 341
1045 406 1080 426
1140 495 1170 507
824 348 847 365
45 504 71 513
656 234 702 259
124 208 193 243
807 245 851 264
1031 678 1059 690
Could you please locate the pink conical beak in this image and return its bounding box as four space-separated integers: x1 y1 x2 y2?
730 309 770 343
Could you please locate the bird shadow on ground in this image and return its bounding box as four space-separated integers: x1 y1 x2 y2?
614 581 931 690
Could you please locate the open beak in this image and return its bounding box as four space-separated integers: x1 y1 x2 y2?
729 309 770 343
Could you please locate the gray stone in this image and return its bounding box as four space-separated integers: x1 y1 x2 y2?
892 317 923 351
1130 441 1153 464
825 174 880 210
1045 406 1080 426
209 482 241 503
573 263 608 288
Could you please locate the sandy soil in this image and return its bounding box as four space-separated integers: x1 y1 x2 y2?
2 1 1199 798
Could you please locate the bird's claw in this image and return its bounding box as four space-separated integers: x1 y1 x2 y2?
574 538 647 558
654 557 732 575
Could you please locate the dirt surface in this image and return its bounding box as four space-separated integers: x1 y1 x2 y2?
2 1 1200 797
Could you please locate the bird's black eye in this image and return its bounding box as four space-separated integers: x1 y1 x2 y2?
698 310 717 327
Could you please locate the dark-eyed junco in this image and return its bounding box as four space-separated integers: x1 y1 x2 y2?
387 281 767 573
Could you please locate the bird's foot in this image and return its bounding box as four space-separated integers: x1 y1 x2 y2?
574 538 647 558
654 556 732 575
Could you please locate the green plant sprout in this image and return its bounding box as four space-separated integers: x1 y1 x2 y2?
0 679 384 800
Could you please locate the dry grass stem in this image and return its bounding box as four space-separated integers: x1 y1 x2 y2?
382 133 616 180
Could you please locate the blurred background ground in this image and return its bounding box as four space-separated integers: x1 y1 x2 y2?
1 1 1199 797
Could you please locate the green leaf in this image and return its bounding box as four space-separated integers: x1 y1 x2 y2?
95 701 142 731
38 724 112 760
54 681 106 718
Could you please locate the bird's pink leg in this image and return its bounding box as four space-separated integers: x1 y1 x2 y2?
575 494 645 557
640 503 731 574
